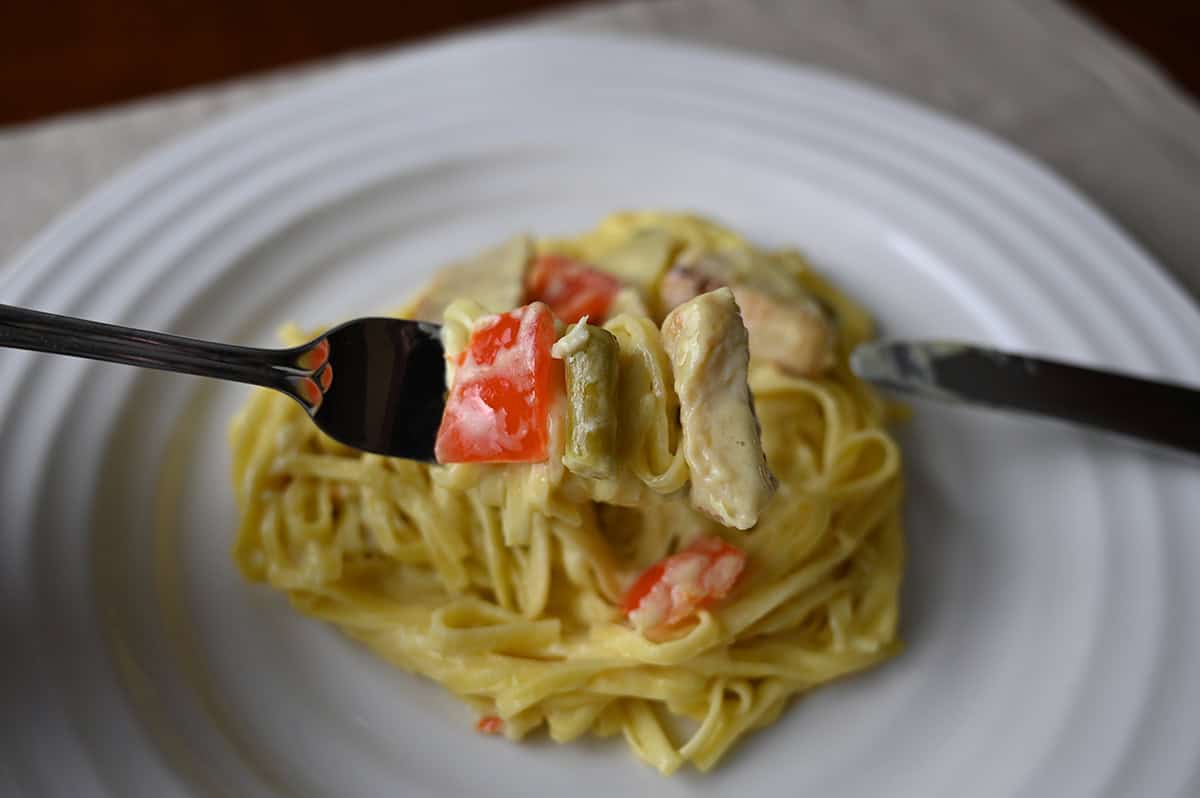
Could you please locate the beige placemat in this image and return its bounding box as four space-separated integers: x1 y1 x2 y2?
3 0 1200 298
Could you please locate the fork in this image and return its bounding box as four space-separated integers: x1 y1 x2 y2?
0 304 447 462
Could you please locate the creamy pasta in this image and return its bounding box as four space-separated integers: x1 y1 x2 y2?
229 212 904 774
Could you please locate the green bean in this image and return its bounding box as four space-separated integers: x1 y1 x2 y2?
557 325 620 479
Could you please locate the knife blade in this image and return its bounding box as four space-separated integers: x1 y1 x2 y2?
850 340 1200 456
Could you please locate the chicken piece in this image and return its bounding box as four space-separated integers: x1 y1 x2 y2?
661 288 777 530
408 236 531 322
658 259 728 312
658 252 836 376
732 287 836 376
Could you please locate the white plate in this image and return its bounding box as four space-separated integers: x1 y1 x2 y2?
3 30 1200 798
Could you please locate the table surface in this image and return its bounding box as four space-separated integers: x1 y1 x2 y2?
3 0 1198 125
4 0 1200 312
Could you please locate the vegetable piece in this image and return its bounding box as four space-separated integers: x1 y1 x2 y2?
551 321 620 479
434 302 560 464
594 228 678 316
408 236 531 321
476 715 504 734
526 254 622 325
661 288 777 529
659 253 836 376
607 287 652 319
621 536 748 632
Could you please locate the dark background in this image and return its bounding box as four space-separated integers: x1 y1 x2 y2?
3 1 1198 126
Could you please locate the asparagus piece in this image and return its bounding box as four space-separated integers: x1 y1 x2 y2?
552 322 621 479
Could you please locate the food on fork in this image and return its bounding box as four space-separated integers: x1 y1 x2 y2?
552 320 621 480
434 302 561 465
660 287 777 530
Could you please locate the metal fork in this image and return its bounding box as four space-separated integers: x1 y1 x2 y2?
0 304 447 462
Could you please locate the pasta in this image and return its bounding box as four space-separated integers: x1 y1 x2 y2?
229 212 904 774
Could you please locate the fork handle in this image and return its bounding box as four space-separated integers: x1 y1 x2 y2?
0 303 319 397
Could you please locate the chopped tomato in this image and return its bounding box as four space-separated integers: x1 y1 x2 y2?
434 303 561 464
476 715 504 734
621 536 747 632
526 254 622 325
465 311 522 366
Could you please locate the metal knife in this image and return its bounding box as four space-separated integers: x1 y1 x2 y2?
850 340 1200 456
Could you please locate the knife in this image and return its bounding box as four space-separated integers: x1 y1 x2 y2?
850 340 1200 456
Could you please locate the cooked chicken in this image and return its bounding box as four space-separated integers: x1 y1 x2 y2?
659 252 836 376
661 288 777 530
658 263 724 311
